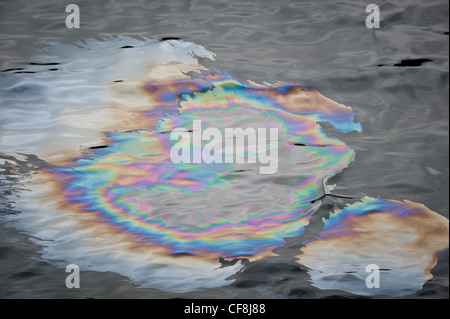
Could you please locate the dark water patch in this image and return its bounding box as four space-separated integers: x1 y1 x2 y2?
9 271 38 279
1 68 25 73
0 246 13 259
283 287 307 297
160 37 181 41
417 289 438 297
120 45 134 49
378 59 434 67
232 258 306 291
311 193 355 204
29 62 59 66
322 295 353 299
234 279 260 288
218 257 242 268
394 59 433 67
88 145 108 150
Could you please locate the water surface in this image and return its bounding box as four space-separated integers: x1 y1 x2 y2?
0 0 448 298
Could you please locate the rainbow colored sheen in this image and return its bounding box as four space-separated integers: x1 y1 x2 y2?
321 197 436 237
48 70 362 258
296 197 449 296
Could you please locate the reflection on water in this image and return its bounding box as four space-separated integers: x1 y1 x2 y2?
0 37 448 295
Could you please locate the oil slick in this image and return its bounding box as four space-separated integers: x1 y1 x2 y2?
296 197 449 296
30 41 363 266
0 36 448 295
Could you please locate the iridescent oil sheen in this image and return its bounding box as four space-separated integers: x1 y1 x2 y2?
296 197 449 296
47 70 362 259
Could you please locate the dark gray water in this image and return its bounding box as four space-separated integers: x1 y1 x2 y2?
0 0 448 298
